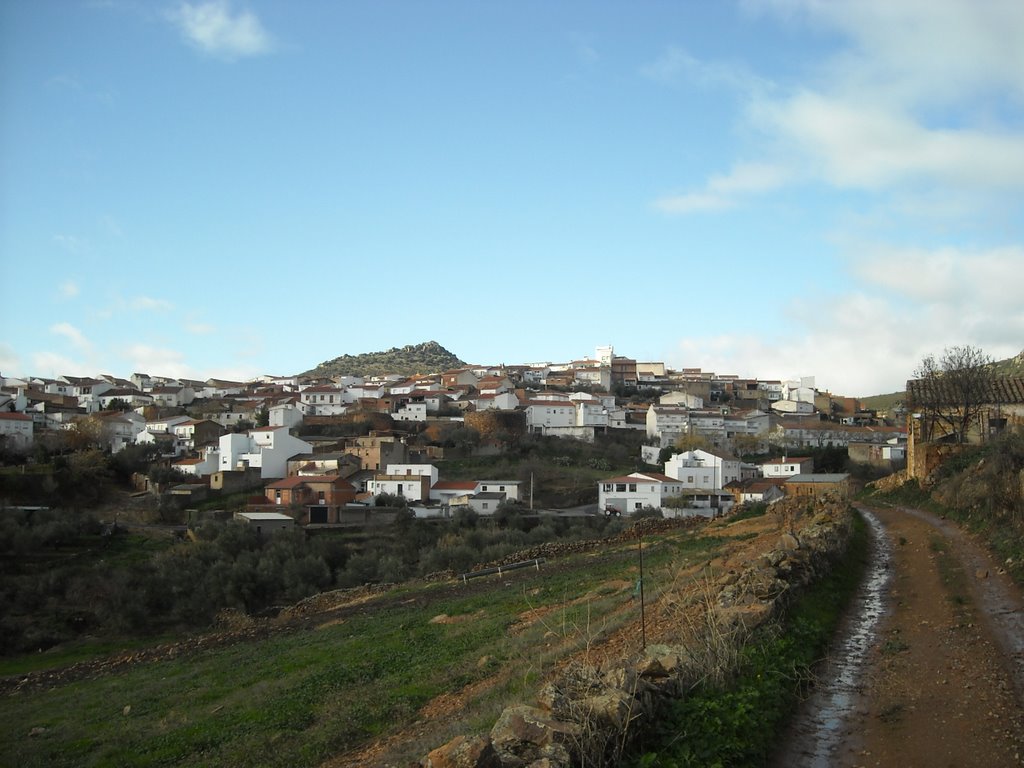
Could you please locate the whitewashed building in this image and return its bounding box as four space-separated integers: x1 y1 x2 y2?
664 449 742 490
598 472 685 515
218 427 313 479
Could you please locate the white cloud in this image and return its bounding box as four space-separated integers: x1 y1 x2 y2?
654 162 790 214
53 234 87 253
130 296 174 312
750 0 1024 108
569 32 599 66
124 344 194 379
669 241 1024 395
31 351 90 378
752 92 1024 189
58 281 80 299
50 322 93 353
185 321 215 335
851 244 1024 311
658 2 1024 211
99 214 124 238
641 46 769 95
0 343 20 375
169 0 273 59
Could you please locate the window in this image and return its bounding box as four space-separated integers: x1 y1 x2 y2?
603 483 612 492
635 502 642 510
499 486 505 491
628 484 636 492
616 483 626 492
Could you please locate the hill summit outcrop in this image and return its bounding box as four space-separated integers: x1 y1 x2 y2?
304 341 465 378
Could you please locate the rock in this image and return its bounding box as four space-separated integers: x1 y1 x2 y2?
580 688 634 729
779 532 801 551
490 705 580 766
122 705 131 716
637 645 683 677
28 726 46 738
421 734 502 768
975 568 989 579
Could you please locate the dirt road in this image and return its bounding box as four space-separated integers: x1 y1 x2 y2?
780 505 1024 767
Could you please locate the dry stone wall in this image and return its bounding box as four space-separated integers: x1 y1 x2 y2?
420 498 855 768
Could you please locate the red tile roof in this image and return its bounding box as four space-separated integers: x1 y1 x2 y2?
432 481 479 491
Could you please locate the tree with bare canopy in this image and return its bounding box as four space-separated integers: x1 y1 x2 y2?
908 345 995 444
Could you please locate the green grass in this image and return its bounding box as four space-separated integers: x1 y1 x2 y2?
0 526 740 768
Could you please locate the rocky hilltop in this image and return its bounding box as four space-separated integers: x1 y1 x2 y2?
303 340 465 378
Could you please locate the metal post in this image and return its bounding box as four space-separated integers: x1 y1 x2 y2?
638 530 647 650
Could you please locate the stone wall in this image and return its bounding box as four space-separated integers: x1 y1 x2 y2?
419 498 855 768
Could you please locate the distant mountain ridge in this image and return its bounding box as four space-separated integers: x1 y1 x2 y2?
303 341 465 378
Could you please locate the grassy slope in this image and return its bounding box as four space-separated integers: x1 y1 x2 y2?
1 527 732 768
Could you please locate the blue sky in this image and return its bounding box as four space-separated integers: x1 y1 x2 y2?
2 0 1022 396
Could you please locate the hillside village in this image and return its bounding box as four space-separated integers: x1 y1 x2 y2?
0 343 908 524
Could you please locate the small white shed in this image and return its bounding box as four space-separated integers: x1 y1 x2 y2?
234 511 295 535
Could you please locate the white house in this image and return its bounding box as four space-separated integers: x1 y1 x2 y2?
724 410 770 442
598 472 684 515
573 367 611 391
430 480 482 504
367 474 432 502
96 388 153 411
524 401 577 434
659 391 704 409
383 463 440 486
464 492 506 515
474 392 520 411
575 400 609 428
477 479 521 501
269 402 305 429
218 427 313 479
174 448 219 478
150 385 195 408
98 412 145 453
202 379 247 399
0 412 34 448
771 399 815 416
300 385 349 416
664 449 742 490
393 401 427 421
760 455 814 478
646 405 689 446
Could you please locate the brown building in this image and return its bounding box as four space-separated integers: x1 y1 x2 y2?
259 475 358 524
341 434 407 472
784 473 851 501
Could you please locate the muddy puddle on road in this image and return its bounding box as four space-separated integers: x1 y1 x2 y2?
771 507 892 767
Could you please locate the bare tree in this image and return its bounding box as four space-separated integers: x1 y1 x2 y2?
908 345 995 444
